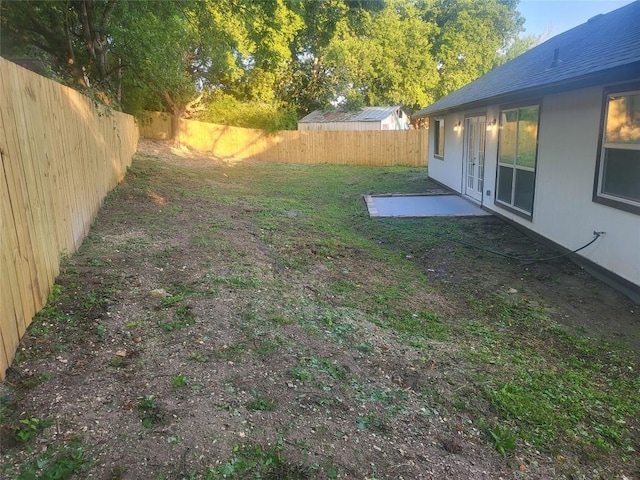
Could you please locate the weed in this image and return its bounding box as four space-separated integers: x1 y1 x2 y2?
355 342 374 354
15 442 86 480
110 357 124 368
289 365 313 382
160 305 195 331
481 331 640 455
487 424 517 457
356 413 391 433
214 343 246 361
331 279 357 294
0 395 13 424
16 416 53 443
190 353 208 363
205 274 261 289
390 310 450 341
171 374 188 387
246 391 276 411
319 312 355 342
300 357 347 381
206 438 310 479
96 324 107 339
465 320 500 341
255 337 281 355
324 465 339 478
161 293 184 308
270 314 293 325
137 395 163 428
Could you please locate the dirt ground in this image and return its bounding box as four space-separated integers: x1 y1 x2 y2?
1 139 638 480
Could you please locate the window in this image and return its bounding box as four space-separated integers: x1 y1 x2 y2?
594 84 640 214
496 105 539 217
433 118 444 158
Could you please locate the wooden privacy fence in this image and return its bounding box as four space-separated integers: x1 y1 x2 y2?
0 57 139 380
140 112 428 167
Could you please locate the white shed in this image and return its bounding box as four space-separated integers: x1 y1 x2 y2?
298 106 409 131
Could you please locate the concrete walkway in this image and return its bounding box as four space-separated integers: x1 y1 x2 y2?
364 194 491 218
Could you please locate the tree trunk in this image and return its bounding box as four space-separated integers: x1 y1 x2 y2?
163 92 186 146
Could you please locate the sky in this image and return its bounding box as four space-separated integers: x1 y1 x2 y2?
517 0 635 39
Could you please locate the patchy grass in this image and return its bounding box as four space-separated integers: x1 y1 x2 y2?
3 144 638 479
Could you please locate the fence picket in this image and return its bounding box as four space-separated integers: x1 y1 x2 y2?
140 113 427 167
0 57 138 380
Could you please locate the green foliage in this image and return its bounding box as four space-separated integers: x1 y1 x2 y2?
289 365 313 382
16 417 53 443
160 305 195 331
171 374 188 387
2 0 527 121
488 424 517 457
205 274 261 289
16 443 86 480
356 413 390 433
300 357 347 381
245 391 276 412
160 293 185 308
426 0 525 98
206 438 309 479
196 92 298 131
323 0 439 110
389 310 450 341
137 395 163 428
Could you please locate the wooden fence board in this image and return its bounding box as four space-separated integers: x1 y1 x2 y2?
141 112 427 167
0 57 139 380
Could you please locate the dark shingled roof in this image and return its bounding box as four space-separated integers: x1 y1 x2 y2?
414 0 640 117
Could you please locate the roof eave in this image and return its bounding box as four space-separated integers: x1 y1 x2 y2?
414 61 640 118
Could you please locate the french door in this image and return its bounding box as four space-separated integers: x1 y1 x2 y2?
463 116 486 203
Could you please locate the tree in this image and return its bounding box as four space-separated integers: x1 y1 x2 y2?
1 0 118 93
1 0 530 131
323 0 439 110
424 0 525 98
284 0 385 114
113 0 305 140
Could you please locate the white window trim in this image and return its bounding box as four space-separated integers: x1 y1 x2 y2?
433 117 445 159
593 84 640 215
495 104 540 219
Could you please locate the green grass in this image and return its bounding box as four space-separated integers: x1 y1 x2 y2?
154 158 637 464
160 305 195 331
10 155 638 477
484 343 639 453
246 391 276 412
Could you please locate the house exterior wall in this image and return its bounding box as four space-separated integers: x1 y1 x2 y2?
428 85 640 292
427 112 466 191
381 111 409 130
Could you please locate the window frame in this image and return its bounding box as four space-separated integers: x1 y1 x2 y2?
433 117 445 159
494 102 541 220
592 81 640 215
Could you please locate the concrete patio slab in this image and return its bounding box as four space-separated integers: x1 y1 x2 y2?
364 194 491 218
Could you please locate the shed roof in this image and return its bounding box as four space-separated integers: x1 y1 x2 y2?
414 0 640 117
298 106 401 124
